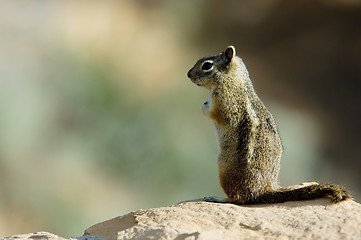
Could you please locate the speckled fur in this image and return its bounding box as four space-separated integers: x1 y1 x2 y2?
187 46 351 204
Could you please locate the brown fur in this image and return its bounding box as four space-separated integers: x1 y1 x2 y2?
187 46 351 204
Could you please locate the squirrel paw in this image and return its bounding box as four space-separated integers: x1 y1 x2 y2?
204 196 230 203
201 101 210 115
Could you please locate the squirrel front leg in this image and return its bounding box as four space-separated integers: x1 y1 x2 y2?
201 100 210 116
201 93 213 116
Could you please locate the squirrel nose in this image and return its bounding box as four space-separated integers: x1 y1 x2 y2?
187 69 192 78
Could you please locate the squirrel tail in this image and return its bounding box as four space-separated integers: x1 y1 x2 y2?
248 184 351 204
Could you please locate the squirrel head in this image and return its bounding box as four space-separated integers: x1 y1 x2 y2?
187 46 238 89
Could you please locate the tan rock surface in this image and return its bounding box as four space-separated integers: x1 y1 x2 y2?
2 232 69 240
2 232 101 240
3 198 361 240
85 198 361 240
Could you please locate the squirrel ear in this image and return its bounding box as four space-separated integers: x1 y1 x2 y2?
222 46 235 64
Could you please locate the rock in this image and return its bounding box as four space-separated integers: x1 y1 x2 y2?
3 198 361 240
2 232 68 240
84 198 361 240
2 232 101 240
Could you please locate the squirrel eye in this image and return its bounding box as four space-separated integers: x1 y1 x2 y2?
201 61 213 71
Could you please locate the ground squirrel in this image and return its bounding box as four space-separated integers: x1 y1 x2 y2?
187 46 351 204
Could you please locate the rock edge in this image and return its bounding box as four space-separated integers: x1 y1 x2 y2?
3 198 361 240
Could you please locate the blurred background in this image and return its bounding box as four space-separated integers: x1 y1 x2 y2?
0 0 360 238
